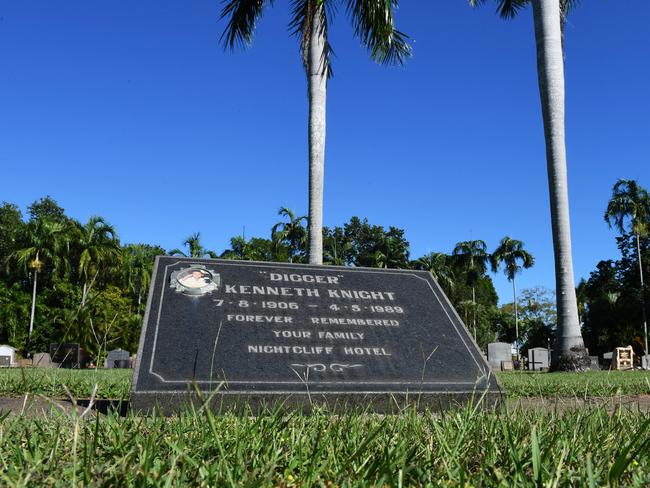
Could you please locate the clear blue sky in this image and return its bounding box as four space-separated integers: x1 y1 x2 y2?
1 1 648 304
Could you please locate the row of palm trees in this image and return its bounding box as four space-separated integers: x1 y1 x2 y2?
219 0 590 369
416 238 534 355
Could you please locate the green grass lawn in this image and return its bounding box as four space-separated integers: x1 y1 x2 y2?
497 370 650 398
1 369 649 485
1 402 648 486
0 368 649 399
0 368 132 399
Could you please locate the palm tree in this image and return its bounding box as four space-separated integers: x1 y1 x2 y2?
169 232 218 259
220 0 411 264
373 236 408 269
453 240 489 340
471 0 588 370
490 236 535 360
604 179 650 363
10 219 71 343
415 252 455 292
122 244 164 312
323 228 351 266
77 216 122 306
271 207 308 263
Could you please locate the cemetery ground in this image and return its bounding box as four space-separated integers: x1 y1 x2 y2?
0 369 649 485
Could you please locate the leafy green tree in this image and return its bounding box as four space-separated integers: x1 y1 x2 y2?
517 286 556 355
221 235 274 261
27 196 68 224
169 232 218 259
12 219 72 281
121 244 165 312
413 252 455 294
453 240 489 339
0 282 31 347
0 203 25 280
490 236 534 358
604 179 650 358
10 218 74 346
581 233 650 358
220 0 411 264
76 216 122 306
322 227 351 266
373 234 410 269
343 217 409 268
53 285 140 359
271 208 307 263
471 0 589 369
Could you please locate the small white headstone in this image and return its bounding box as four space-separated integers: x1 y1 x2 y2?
0 345 16 367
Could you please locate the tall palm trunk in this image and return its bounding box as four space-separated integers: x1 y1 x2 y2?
512 277 519 361
471 287 476 340
532 0 588 370
29 269 38 339
636 233 649 363
307 3 326 265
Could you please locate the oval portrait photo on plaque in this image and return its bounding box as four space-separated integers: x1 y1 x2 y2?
169 265 220 296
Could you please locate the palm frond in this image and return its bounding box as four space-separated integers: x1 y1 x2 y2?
289 0 334 77
346 0 412 66
469 0 528 20
220 0 270 50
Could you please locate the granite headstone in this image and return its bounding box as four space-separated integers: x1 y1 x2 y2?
0 356 10 367
527 347 549 371
106 348 131 369
33 352 52 368
50 343 81 369
603 352 613 369
589 356 600 371
487 343 512 370
131 257 500 413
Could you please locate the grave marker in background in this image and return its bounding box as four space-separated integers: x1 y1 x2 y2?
0 345 16 367
487 343 511 371
106 348 130 369
33 352 52 368
132 257 500 413
527 347 549 371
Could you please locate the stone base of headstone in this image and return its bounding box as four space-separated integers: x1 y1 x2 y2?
17 359 33 367
131 390 502 415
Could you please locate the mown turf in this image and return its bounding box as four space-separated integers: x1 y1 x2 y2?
0 368 131 400
1 368 649 399
0 402 648 486
497 370 650 398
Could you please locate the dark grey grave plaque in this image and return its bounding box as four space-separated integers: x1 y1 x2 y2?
0 356 10 367
106 348 131 369
50 343 80 369
131 257 500 413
